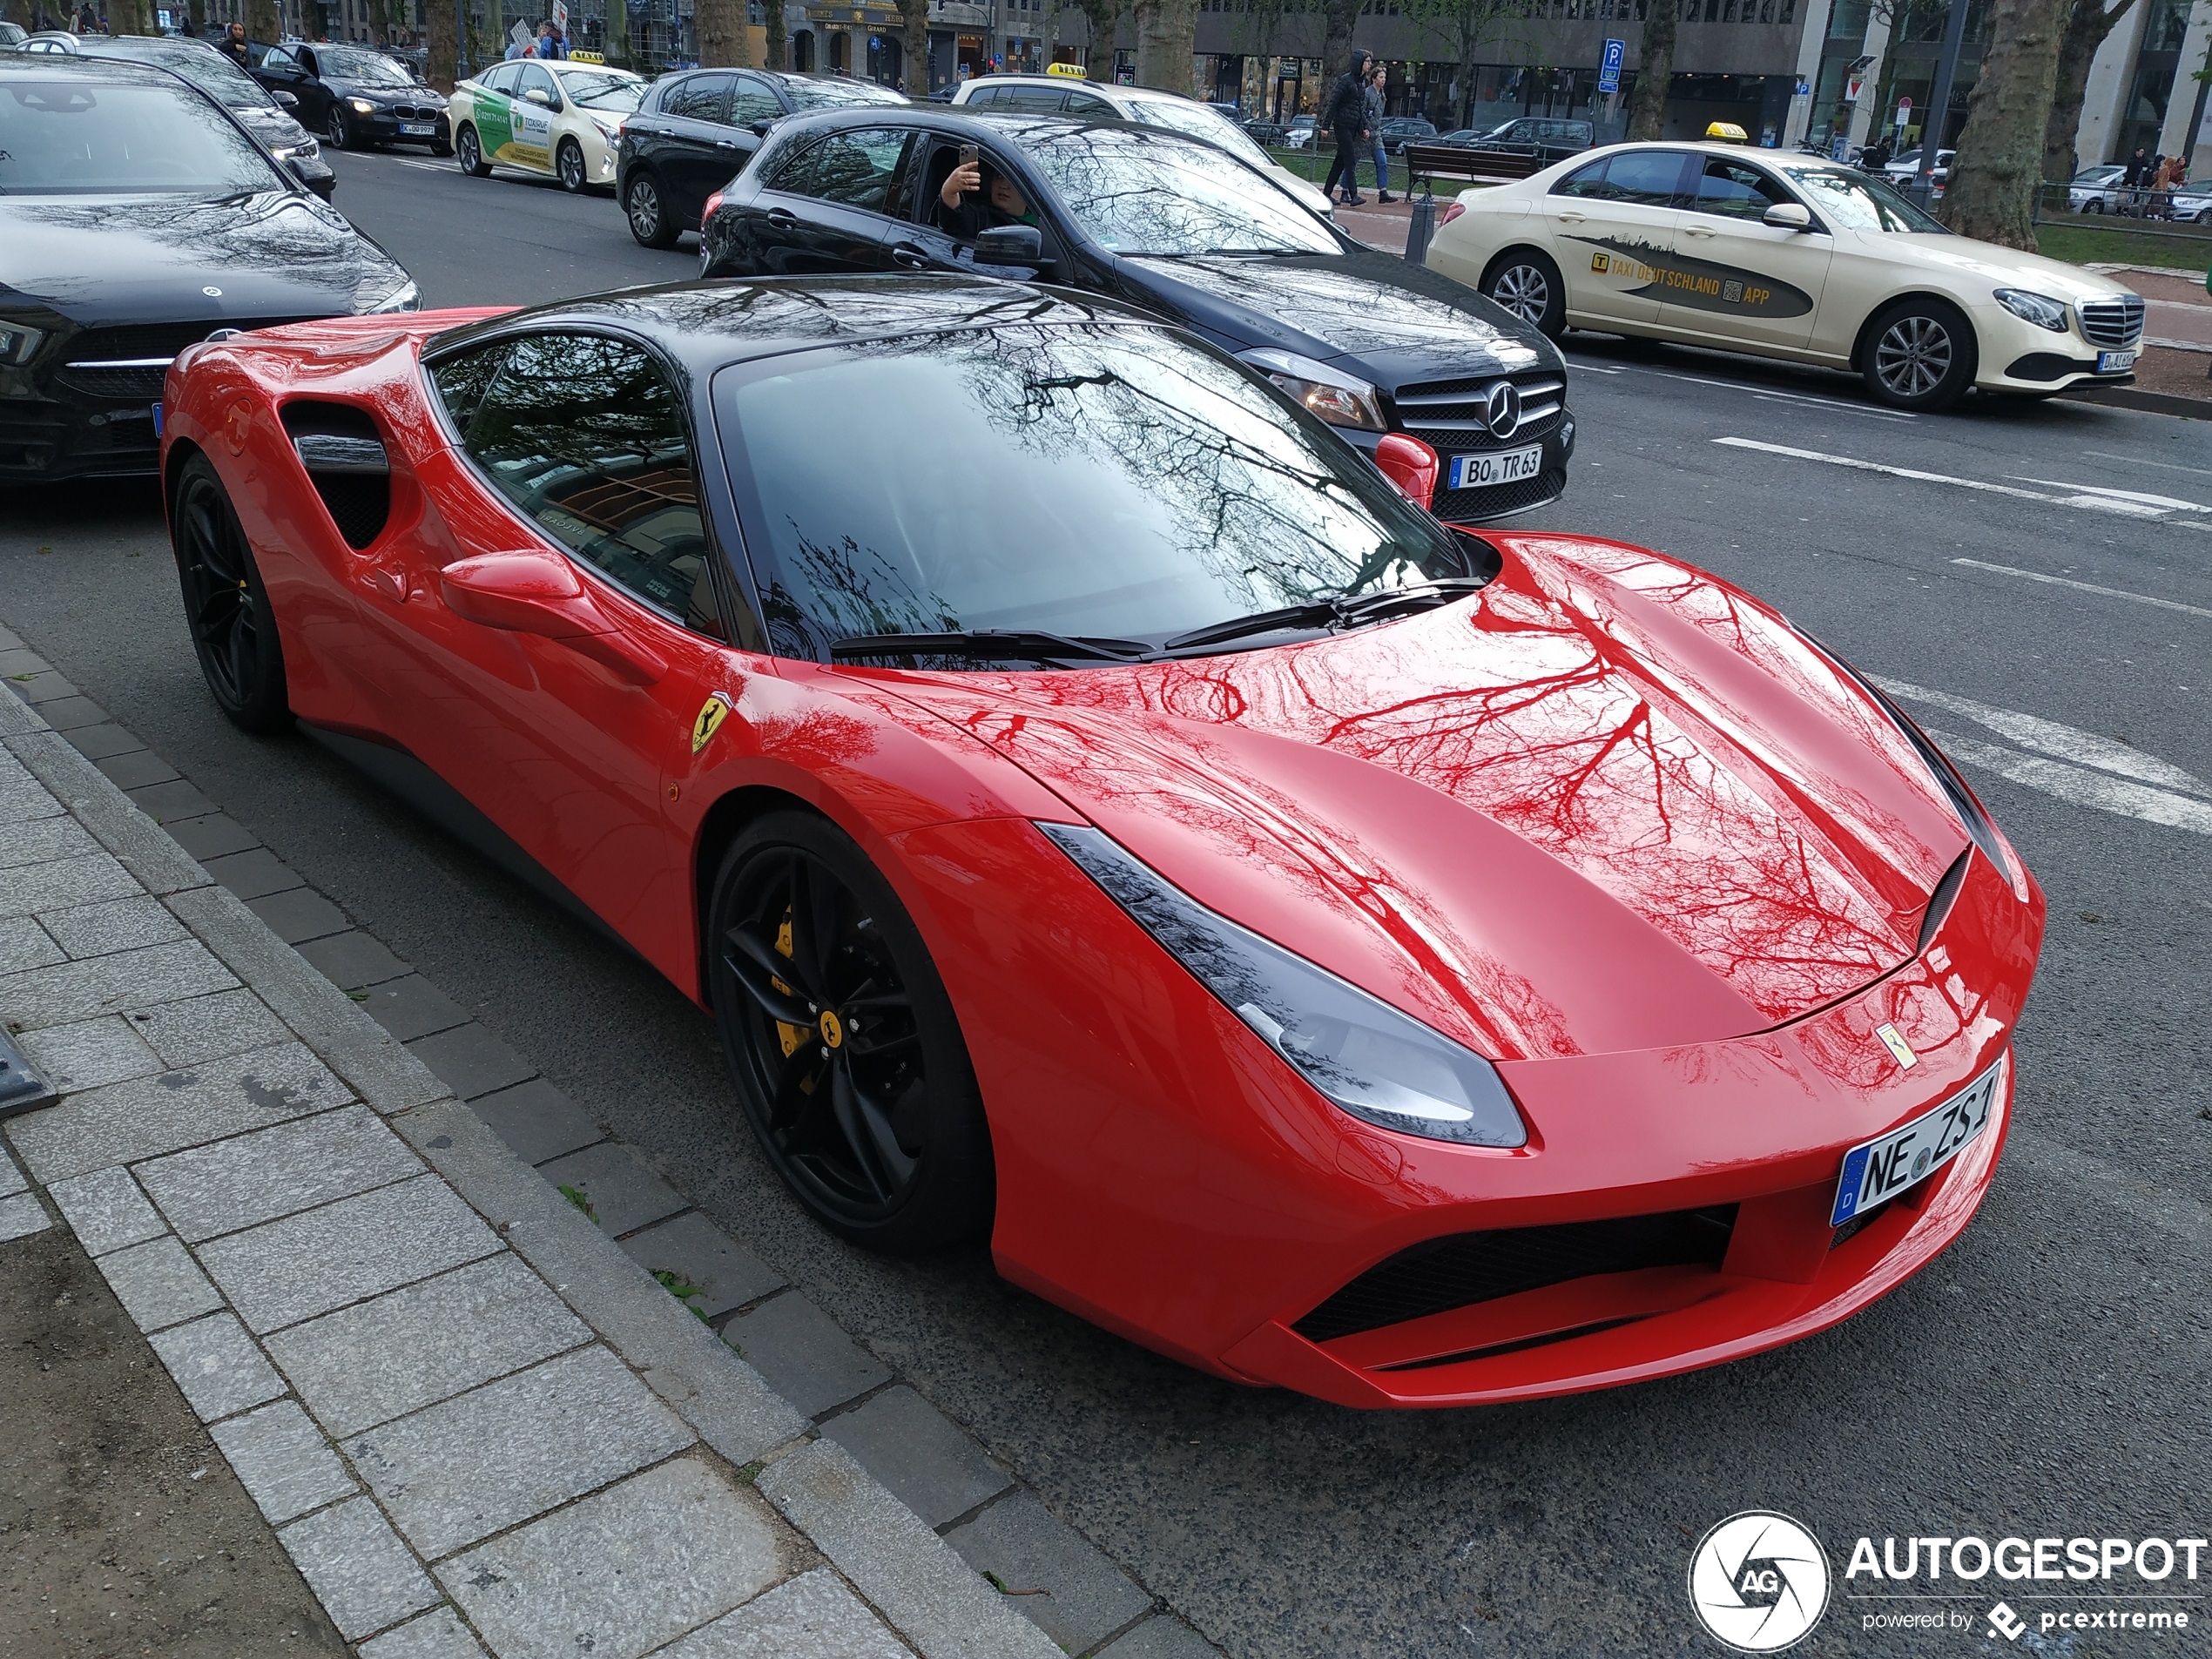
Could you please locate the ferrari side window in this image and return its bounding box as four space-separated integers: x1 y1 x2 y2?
463 334 721 637
428 342 509 441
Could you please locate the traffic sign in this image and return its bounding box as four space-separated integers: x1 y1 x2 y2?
1598 37 1625 96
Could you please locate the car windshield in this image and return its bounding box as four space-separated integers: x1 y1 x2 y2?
0 77 287 194
557 68 643 111
1122 93 1272 172
715 324 1470 660
1015 124 1339 254
784 76 904 109
1781 164 1946 233
319 46 414 84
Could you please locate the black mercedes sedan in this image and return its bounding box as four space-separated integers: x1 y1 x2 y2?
252 39 450 155
618 68 904 249
699 109 1574 523
0 55 418 484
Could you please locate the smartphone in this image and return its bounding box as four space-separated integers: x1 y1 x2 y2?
957 143 981 171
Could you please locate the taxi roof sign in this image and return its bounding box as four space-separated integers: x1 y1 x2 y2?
1704 121 1750 144
1045 61 1089 78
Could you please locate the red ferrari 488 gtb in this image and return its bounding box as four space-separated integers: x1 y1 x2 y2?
158 277 2043 1407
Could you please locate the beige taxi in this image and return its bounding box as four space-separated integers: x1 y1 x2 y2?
1426 139 2146 411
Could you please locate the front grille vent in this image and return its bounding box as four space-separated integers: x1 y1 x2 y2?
1292 1205 1738 1345
1393 370 1565 451
1431 466 1564 526
57 362 172 401
2077 294 2144 348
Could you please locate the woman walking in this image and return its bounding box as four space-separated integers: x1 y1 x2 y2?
1319 51 1373 206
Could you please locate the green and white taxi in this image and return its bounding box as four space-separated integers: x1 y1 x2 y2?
451 58 648 192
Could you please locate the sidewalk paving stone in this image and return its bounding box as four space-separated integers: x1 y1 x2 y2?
758 1440 1062 1659
59 721 144 762
0 751 57 817
0 1190 49 1240
9 667 78 704
27 696 114 732
0 914 64 975
341 1345 693 1560
198 1172 502 1334
245 887 352 945
0 935 238 1033
724 1291 891 1420
137 1103 425 1243
358 1608 489 1659
537 1141 686 1238
164 812 260 861
46 1165 165 1254
406 1022 536 1101
830 1386 1013 1529
92 749 180 791
211 1399 359 1525
618 1211 784 1318
38 893 190 958
95 1233 224 1332
16 1013 163 1091
278 1495 441 1641
658 1568 914 1659
8 729 212 896
468 1076 602 1163
0 813 98 867
0 849 139 920
943 1492 1153 1656
437 1457 780 1659
297 929 412 991
148 1311 289 1422
353 974 469 1042
1097 1617 1218 1659
0 1148 22 1198
126 777 219 822
7 1041 344 1183
124 987 292 1068
202 846 307 901
266 1251 592 1439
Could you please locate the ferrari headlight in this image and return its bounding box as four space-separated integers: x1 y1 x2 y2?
1041 823 1527 1147
349 98 377 115
0 322 45 365
1993 288 2070 333
359 279 420 314
1236 347 1386 431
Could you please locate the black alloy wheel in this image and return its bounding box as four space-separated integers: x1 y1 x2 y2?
556 136 587 193
171 454 291 733
1863 298 1977 411
457 123 490 177
1482 248 1566 339
625 170 678 248
325 105 350 150
709 813 994 1252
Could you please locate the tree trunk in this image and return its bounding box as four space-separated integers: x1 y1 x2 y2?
247 0 280 45
696 0 752 65
603 0 630 70
427 0 457 91
763 0 786 71
1942 0 2067 246
2043 0 2137 185
1626 0 1676 142
1069 0 1119 75
1321 0 1360 91
1133 0 1195 94
900 0 927 92
109 0 150 34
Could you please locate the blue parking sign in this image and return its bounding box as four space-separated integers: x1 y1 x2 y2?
1598 38 1625 95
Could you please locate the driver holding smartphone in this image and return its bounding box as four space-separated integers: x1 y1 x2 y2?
936 144 1040 240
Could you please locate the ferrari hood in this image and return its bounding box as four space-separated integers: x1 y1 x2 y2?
876 535 1969 1062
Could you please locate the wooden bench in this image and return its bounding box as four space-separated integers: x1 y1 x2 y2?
1402 143 1549 194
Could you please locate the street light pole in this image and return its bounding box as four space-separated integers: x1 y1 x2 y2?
1914 0 1969 206
455 0 469 78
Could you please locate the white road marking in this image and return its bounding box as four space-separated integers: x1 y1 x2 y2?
1714 437 2172 517
2006 477 2212 513
2084 448 2212 481
1948 556 2212 621
1563 358 1624 374
1641 368 1914 421
1875 679 2212 837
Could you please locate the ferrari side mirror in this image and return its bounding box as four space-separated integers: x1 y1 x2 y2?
442 551 666 684
1373 432 1439 510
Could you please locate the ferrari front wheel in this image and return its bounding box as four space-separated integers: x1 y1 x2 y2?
171 454 290 733
709 812 995 1253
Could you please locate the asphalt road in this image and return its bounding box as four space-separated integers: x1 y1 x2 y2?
3 148 2208 1657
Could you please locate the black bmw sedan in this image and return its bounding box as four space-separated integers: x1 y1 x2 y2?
0 55 419 484
700 109 1574 523
252 40 450 155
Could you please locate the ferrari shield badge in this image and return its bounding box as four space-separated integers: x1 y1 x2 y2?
1875 1022 1917 1069
691 691 735 756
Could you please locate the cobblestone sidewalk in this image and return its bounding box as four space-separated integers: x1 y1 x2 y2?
0 642 1206 1658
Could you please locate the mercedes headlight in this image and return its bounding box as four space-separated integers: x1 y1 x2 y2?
349 98 377 115
360 279 420 314
1041 823 1527 1147
1236 346 1386 431
0 322 45 365
1993 288 2069 333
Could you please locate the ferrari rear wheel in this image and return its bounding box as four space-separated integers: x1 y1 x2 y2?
456 123 490 178
709 812 994 1252
172 454 290 733
556 137 587 193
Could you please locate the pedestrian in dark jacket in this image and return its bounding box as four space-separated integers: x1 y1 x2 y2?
217 20 251 66
1319 51 1372 206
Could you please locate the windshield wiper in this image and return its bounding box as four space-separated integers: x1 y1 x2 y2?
829 629 1155 665
1159 577 1491 655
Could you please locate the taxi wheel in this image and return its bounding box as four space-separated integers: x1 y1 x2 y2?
708 811 995 1253
1481 249 1565 340
556 138 587 193
172 455 291 735
456 124 491 178
1863 299 1977 411
625 170 679 249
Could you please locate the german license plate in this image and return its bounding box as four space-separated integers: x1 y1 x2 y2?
2097 348 2137 373
401 122 435 136
1447 443 1543 490
1830 1060 2000 1228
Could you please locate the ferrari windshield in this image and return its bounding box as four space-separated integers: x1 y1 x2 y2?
1781 164 1947 233
715 324 1470 661
1013 124 1339 254
0 78 287 194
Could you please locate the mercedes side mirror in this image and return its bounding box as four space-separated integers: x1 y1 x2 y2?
1373 432 1438 510
974 224 1045 270
750 119 773 137
1763 201 1812 231
274 88 299 108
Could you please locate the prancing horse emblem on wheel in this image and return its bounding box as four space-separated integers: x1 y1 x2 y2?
818 1008 845 1049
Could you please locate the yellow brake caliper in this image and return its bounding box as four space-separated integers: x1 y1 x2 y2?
772 913 806 1060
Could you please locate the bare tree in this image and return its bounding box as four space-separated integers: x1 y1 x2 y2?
1942 0 2068 246
1133 0 1197 95
248 0 282 50
764 0 786 71
899 0 927 91
1065 0 1123 73
1321 0 1361 90
698 0 755 65
2044 0 2140 184
1406 0 1520 130
428 0 458 90
1625 0 1676 142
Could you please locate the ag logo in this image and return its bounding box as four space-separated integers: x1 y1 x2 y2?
691 691 735 755
1687 1512 1830 1652
1986 1602 2027 1642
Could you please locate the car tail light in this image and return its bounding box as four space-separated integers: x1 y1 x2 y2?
1437 201 1464 228
702 190 725 223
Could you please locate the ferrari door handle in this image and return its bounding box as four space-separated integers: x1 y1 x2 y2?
890 245 927 269
367 565 410 604
765 208 796 227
